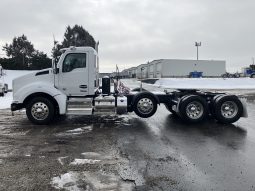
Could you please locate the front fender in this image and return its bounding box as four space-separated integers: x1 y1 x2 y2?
14 82 67 114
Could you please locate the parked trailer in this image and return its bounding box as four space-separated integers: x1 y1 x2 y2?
11 46 247 125
0 64 8 97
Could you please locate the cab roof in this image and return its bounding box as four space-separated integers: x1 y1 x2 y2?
60 46 97 55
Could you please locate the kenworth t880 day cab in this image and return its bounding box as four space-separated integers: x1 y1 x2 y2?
11 46 247 125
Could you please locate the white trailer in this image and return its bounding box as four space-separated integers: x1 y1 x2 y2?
11 46 247 125
0 64 8 97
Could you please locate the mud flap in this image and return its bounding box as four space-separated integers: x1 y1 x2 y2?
240 98 248 118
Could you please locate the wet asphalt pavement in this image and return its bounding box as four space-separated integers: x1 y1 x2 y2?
0 80 255 191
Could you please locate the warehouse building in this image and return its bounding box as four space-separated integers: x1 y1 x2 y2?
122 59 226 78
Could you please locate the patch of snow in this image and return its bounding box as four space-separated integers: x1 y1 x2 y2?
25 154 31 157
0 92 13 109
0 70 35 109
70 158 101 165
51 171 134 191
51 172 81 191
81 152 102 158
66 126 92 134
154 78 255 90
58 156 68 165
55 126 93 137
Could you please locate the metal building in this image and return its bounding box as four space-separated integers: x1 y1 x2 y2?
136 64 148 79
152 59 226 78
121 59 226 78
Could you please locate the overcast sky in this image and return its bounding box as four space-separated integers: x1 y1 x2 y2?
0 0 255 72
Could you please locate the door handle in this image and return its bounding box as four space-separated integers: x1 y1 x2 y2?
79 85 87 89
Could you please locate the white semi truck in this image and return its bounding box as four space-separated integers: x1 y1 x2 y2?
11 46 247 125
0 64 8 97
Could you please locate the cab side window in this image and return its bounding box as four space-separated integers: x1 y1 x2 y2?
62 53 86 73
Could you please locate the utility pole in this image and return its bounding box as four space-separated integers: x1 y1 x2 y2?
195 42 201 60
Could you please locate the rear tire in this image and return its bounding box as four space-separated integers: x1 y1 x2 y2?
210 94 224 117
178 95 208 123
26 97 55 125
251 74 255 78
133 93 157 118
214 95 243 124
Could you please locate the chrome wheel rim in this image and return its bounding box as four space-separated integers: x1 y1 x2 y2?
186 101 204 120
31 102 49 120
137 98 154 115
220 101 238 119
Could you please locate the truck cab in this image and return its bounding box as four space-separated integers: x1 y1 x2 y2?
11 46 100 124
54 46 99 96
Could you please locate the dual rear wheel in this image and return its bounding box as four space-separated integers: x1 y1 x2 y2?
212 95 243 124
165 94 243 124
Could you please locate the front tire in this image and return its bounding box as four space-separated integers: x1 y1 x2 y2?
26 97 55 125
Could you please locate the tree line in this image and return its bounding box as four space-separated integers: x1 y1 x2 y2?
0 25 96 70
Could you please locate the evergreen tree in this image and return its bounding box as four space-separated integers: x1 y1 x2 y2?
1 35 51 70
52 25 96 59
3 34 35 69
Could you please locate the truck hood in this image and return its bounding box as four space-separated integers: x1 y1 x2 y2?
12 68 54 98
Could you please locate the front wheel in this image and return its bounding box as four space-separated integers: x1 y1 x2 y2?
26 97 55 125
251 74 255 78
133 93 158 118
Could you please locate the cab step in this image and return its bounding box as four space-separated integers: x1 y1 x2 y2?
66 98 93 115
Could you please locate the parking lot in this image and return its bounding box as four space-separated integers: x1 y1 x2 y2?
0 80 255 191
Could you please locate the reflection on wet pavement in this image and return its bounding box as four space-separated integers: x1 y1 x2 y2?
0 91 255 190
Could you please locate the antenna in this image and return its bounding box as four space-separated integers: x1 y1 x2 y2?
53 34 58 47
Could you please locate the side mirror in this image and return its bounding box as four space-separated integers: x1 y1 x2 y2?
52 58 59 74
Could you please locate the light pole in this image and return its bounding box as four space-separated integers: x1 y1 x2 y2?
195 42 201 60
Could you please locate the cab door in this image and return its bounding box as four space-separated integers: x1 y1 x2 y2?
58 53 89 96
